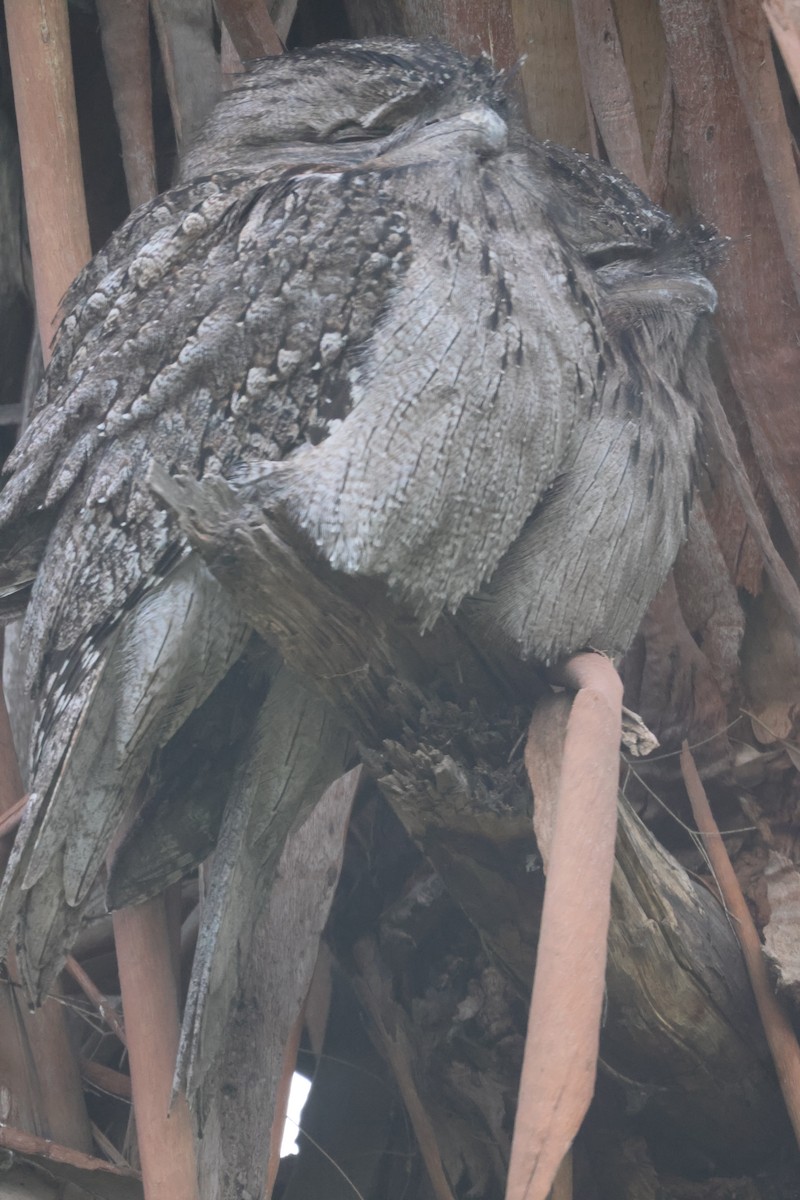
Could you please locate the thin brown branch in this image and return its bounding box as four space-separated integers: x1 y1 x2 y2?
151 0 220 147
647 67 674 205
718 0 800 306
702 382 800 642
80 1057 132 1102
65 956 127 1047
0 961 94 1151
659 0 800 564
764 0 800 102
265 1003 306 1197
680 742 800 1147
113 896 199 1200
220 25 246 89
507 653 622 1200
352 937 457 1200
0 1122 140 1177
90 1119 132 1169
97 0 157 208
4 0 91 358
216 0 284 60
0 794 26 843
570 0 648 186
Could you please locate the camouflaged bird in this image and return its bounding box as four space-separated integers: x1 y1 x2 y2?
0 38 718 1001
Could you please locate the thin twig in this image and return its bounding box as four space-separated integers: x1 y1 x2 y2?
0 1123 140 1177
680 741 800 1147
647 68 673 205
90 1120 132 1169
294 1124 367 1200
764 0 800 104
80 1057 132 1102
702 383 800 642
215 0 284 60
352 938 457 1200
65 956 127 1047
0 793 27 842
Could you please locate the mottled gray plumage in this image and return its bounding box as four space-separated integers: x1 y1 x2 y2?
0 38 716 999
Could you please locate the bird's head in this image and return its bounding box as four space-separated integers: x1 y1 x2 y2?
179 39 510 178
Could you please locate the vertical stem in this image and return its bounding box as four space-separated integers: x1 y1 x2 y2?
717 0 800 307
659 0 800 565
96 0 157 208
264 1005 304 1198
570 0 648 187
150 0 220 149
765 0 800 104
680 744 800 1147
4 0 91 359
507 654 622 1200
220 26 246 90
113 897 199 1200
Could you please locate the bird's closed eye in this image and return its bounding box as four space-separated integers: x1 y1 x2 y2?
328 120 392 142
584 242 651 269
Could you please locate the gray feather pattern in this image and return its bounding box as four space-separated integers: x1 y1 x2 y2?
0 38 718 999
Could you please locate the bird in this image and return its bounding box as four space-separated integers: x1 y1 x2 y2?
0 37 719 1003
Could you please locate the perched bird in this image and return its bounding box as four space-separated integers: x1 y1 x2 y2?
0 38 718 1001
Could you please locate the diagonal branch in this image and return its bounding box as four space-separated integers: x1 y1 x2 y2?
680 742 800 1148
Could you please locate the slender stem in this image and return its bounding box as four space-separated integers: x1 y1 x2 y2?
570 0 648 187
80 1056 132 1101
0 1122 140 1177
96 0 157 208
765 0 800 106
680 742 800 1148
65 956 127 1047
4 0 91 358
353 938 457 1200
113 897 199 1200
